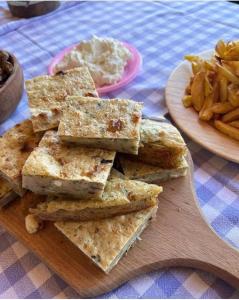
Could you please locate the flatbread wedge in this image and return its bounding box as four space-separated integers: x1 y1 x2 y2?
136 119 187 169
55 205 158 273
58 97 143 154
0 177 18 208
0 120 42 195
30 178 162 221
22 130 115 199
25 67 98 132
119 155 188 183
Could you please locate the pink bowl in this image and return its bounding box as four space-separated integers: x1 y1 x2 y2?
48 42 142 95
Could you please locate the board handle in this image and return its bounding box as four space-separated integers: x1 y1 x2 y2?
171 256 239 289
183 154 239 288
181 212 239 288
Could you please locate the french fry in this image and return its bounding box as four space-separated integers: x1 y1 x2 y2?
219 77 227 102
182 95 192 108
222 107 239 122
213 80 219 102
229 120 239 128
224 45 239 61
199 81 218 121
199 80 219 121
217 64 239 84
222 61 239 76
228 83 239 107
192 62 201 75
185 55 204 74
183 39 239 141
184 55 202 63
215 40 226 58
205 75 213 97
191 71 205 112
214 120 239 141
185 77 193 95
204 61 215 71
185 85 191 95
199 95 211 120
199 106 213 121
210 102 234 114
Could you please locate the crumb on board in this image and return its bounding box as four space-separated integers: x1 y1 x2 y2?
25 214 43 234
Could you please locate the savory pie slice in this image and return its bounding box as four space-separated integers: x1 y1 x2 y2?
0 120 42 195
119 155 188 183
57 97 143 154
22 130 115 199
0 177 18 208
136 119 187 169
30 178 162 221
55 205 157 273
25 67 98 132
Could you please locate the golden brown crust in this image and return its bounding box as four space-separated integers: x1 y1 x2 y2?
0 120 42 195
55 205 157 273
30 178 162 221
119 155 188 183
137 143 186 169
58 97 143 154
25 67 98 132
140 119 185 146
137 119 187 168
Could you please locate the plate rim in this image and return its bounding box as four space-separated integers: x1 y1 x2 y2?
48 41 142 95
165 49 239 164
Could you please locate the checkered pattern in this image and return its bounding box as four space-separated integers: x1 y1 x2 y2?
0 1 238 298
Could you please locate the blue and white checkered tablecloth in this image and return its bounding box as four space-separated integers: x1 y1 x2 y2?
0 1 238 298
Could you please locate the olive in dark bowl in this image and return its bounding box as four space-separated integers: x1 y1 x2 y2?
0 51 24 123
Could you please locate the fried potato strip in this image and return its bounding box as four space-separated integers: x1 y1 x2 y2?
214 120 239 141
183 39 239 141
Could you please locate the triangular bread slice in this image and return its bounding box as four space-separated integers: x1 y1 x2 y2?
55 205 157 273
25 67 98 132
30 178 162 221
119 155 188 183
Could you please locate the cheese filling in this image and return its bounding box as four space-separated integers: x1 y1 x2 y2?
54 36 132 87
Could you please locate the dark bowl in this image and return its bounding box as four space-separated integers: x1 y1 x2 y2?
7 1 60 18
0 52 24 123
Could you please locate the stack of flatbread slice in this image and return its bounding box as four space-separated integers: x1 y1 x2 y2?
0 67 188 273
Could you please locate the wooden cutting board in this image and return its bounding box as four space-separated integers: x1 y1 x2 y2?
0 153 239 297
166 50 239 164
